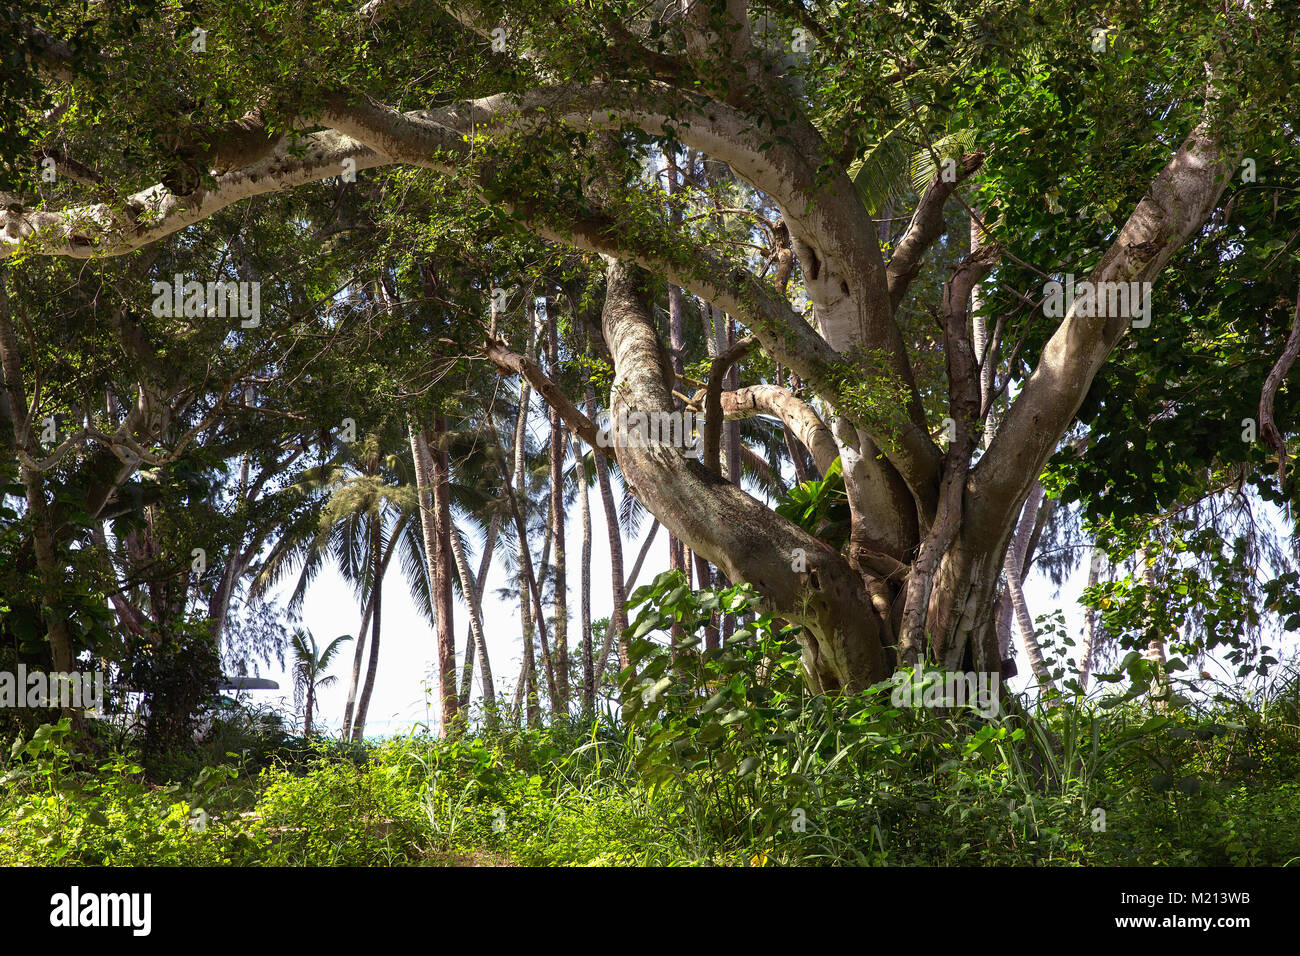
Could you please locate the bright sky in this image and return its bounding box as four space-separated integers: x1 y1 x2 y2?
248 451 1087 738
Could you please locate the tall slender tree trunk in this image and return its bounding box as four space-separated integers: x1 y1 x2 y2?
712 305 739 645
450 524 495 716
694 552 720 651
459 618 475 708
457 505 501 711
1005 481 1054 691
546 303 570 714
409 419 458 732
474 515 501 709
1138 548 1168 701
512 358 542 727
429 417 461 735
623 519 660 593
666 144 689 655
341 588 374 738
577 445 594 712
518 577 538 727
352 516 385 741
1079 548 1104 690
586 387 629 678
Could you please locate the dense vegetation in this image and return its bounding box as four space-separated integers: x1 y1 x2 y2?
4 576 1299 867
5 680 1300 867
2 0 1299 868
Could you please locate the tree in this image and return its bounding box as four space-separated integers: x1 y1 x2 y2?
6 0 1299 698
250 435 415 740
291 628 353 738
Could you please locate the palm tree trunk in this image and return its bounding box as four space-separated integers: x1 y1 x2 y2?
623 519 660 594
547 304 570 715
459 620 475 708
586 387 629 678
577 446 594 712
474 514 500 707
429 417 461 735
449 523 495 712
407 420 458 732
352 515 386 741
510 371 542 727
519 580 539 727
341 589 373 738
509 479 558 712
458 511 500 709
1138 547 1168 700
694 552 720 651
1004 481 1054 690
1079 548 1104 690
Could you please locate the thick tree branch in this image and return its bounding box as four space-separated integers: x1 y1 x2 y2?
696 382 838 477
1260 280 1300 482
702 334 754 475
601 258 884 691
972 112 1238 543
483 337 611 459
887 151 986 312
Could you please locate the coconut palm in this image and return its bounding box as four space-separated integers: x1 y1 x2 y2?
291 628 353 738
250 432 418 740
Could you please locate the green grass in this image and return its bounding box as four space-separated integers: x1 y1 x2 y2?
2 687 1299 866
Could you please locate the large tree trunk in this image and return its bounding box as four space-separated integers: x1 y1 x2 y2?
600 259 884 691
7 15 1239 707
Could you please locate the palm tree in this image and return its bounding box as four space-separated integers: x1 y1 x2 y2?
291 628 353 738
250 433 417 740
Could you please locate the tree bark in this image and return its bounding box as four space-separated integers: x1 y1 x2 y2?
1004 481 1054 691
587 386 629 679
429 416 461 734
547 304 570 714
1079 548 1104 690
351 515 386 741
600 259 884 691
450 523 495 717
577 440 595 712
